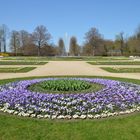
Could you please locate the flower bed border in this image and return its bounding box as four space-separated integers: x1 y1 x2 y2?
0 78 140 119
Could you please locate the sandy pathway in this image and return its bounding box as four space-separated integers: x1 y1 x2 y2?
0 61 140 80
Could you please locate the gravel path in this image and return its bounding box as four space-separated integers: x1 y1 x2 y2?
0 61 140 80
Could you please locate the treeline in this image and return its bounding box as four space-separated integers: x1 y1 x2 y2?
0 24 140 56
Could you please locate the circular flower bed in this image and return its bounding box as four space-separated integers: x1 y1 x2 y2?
0 78 140 119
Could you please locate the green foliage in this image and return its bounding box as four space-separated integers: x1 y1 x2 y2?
101 67 140 73
0 61 47 65
29 79 103 93
0 67 36 73
1 56 130 61
88 61 140 65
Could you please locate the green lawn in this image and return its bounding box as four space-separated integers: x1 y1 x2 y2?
1 112 140 140
0 61 47 65
101 67 140 73
88 61 140 65
0 76 140 140
0 67 36 73
1 56 130 61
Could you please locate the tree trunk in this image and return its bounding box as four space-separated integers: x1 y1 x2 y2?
0 42 1 53
38 46 41 56
120 41 123 55
4 40 6 53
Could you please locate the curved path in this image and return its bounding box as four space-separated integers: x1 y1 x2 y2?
0 61 140 79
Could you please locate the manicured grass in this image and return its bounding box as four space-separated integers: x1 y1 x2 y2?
0 76 140 140
88 61 140 65
1 56 130 61
0 112 140 140
0 67 36 73
0 61 47 65
101 67 140 73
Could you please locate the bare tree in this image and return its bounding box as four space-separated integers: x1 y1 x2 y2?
0 24 9 53
0 30 2 53
32 25 51 56
58 38 66 56
115 32 125 55
0 42 1 53
10 31 20 56
82 43 93 56
84 27 103 55
19 30 31 54
125 25 140 56
69 36 79 56
135 25 140 39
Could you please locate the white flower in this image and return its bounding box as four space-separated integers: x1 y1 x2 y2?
136 107 140 111
31 114 36 118
18 112 22 116
119 111 125 115
67 102 71 106
18 106 24 111
4 103 10 108
44 114 51 119
103 111 109 114
80 115 86 119
129 109 135 113
40 108 46 112
106 104 113 110
73 114 79 119
18 111 30 117
125 110 131 114
37 115 44 119
71 100 77 105
9 86 13 90
27 110 34 114
23 113 30 117
94 114 101 119
13 111 18 115
0 108 5 111
83 102 87 106
107 112 114 117
7 109 14 114
57 115 65 119
64 115 72 119
51 115 57 119
87 114 93 119
15 104 20 108
3 109 8 112
115 112 119 115
101 113 107 118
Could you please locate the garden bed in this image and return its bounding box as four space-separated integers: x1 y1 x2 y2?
0 76 140 140
88 61 140 65
0 77 140 119
0 61 47 65
101 67 140 73
0 67 36 73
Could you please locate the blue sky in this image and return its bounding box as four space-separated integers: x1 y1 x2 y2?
0 0 140 50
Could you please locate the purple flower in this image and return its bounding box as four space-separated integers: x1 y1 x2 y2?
0 78 140 119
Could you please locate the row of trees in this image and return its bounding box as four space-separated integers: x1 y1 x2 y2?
1 24 140 56
82 26 140 56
